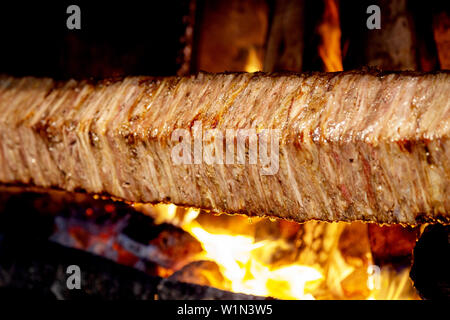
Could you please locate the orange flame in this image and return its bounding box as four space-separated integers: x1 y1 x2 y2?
149 205 419 300
318 0 343 72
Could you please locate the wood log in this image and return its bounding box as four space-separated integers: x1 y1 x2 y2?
342 0 418 70
263 0 342 274
364 0 418 70
341 0 434 267
0 237 160 300
0 2 188 80
157 278 267 300
0 189 266 299
177 0 198 76
0 236 264 300
433 9 450 69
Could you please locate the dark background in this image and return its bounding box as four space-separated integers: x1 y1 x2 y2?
0 1 188 79
1 0 448 79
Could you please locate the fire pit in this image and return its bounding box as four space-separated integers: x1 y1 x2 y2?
0 0 448 301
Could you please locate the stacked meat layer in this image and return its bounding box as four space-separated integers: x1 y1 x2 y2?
0 71 448 224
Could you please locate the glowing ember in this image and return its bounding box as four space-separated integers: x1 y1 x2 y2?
317 0 343 72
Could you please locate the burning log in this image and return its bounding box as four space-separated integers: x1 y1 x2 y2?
341 1 439 269
177 0 198 76
317 0 343 72
0 71 449 225
368 224 418 267
116 217 203 270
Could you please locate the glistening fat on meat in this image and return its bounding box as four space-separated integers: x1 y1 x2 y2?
0 71 448 224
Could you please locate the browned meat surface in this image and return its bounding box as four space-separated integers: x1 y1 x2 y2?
0 71 448 224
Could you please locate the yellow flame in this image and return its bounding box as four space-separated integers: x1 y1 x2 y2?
152 203 178 224
367 268 418 300
245 47 263 73
318 0 343 72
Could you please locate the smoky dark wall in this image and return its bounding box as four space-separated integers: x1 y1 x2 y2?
0 1 188 79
